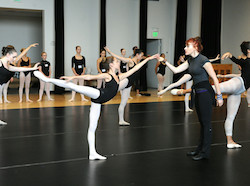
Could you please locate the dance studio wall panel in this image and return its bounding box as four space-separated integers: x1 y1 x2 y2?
64 0 100 76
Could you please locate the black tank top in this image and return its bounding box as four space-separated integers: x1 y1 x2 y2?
72 56 85 75
20 58 30 67
0 62 15 85
157 62 166 76
91 74 119 104
120 61 127 73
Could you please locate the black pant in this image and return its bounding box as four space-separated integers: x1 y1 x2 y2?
194 90 213 158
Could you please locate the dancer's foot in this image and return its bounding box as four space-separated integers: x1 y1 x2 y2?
157 89 167 96
227 143 242 149
119 121 130 126
128 96 133 99
33 71 50 82
81 98 88 102
48 98 54 101
89 153 107 160
170 89 184 95
185 108 193 112
19 99 22 103
37 99 42 102
136 93 142 96
0 120 7 125
68 98 74 102
4 100 11 103
248 103 250 108
26 99 33 103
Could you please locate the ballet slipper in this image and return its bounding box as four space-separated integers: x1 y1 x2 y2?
48 98 54 101
4 100 11 103
37 99 42 102
185 108 193 112
26 99 33 103
0 120 7 125
68 98 74 102
128 96 133 99
227 143 242 149
119 121 130 126
170 89 184 95
81 98 88 102
89 153 107 160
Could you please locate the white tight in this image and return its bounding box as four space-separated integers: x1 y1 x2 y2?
118 86 132 123
70 78 86 100
38 80 52 101
212 77 245 136
19 72 31 101
185 80 193 111
246 88 250 105
0 81 10 103
157 73 164 91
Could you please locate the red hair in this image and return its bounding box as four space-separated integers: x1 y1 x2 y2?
186 37 203 53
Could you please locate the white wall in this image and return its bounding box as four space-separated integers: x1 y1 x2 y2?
0 11 42 63
0 0 55 76
221 0 250 73
64 0 100 76
147 0 177 87
106 0 140 58
186 0 202 39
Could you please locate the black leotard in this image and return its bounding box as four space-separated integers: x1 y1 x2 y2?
20 58 31 76
91 74 119 104
38 60 50 76
120 61 127 73
0 62 15 85
72 56 86 75
230 57 250 89
157 62 166 76
99 59 107 73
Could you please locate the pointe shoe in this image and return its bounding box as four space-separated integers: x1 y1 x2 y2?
119 121 130 126
227 143 242 149
33 71 50 82
185 108 193 112
170 89 183 95
0 120 7 125
89 153 107 160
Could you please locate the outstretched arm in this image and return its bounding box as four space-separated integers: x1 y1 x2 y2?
61 73 110 82
209 54 220 63
119 54 159 81
8 63 39 72
165 61 189 74
104 47 133 64
14 43 38 64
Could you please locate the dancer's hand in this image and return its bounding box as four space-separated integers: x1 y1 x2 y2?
221 52 232 60
33 63 40 69
151 53 160 61
30 43 39 48
179 55 185 62
214 54 220 61
104 46 110 53
60 76 74 82
217 99 223 107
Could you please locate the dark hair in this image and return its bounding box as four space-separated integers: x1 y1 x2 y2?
134 49 143 56
120 48 125 53
240 41 250 56
100 49 106 57
20 48 25 53
132 46 138 51
160 53 165 57
76 46 81 50
185 36 203 53
2 45 16 56
102 56 114 71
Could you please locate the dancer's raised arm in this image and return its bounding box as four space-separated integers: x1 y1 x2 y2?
119 54 159 81
14 43 38 64
61 72 111 82
104 46 133 64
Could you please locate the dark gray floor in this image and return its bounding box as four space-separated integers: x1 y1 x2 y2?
0 99 250 186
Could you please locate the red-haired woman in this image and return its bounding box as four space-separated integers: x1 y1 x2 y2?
162 37 223 160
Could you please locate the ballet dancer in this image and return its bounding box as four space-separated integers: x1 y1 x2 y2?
69 46 88 102
158 37 223 160
0 44 39 125
155 53 167 96
17 48 33 102
96 49 107 88
37 52 53 102
104 47 145 125
162 41 250 149
34 54 159 160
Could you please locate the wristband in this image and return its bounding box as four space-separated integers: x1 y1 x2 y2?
217 94 223 100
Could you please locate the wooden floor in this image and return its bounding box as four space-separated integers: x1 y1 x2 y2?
1 88 232 110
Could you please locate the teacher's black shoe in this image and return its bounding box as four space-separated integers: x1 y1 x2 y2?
186 151 198 156
192 154 208 161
